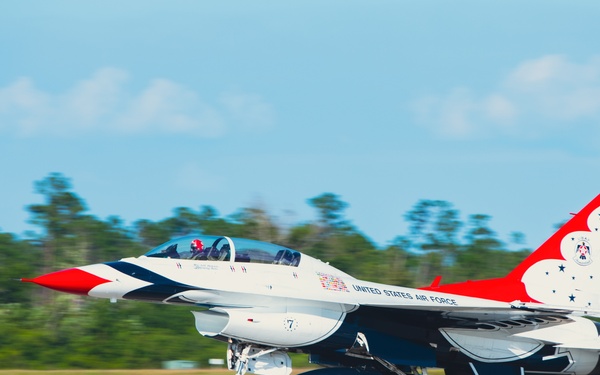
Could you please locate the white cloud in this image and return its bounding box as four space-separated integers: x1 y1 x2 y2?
507 55 600 90
410 88 517 139
115 78 225 137
412 55 600 139
507 55 568 87
62 67 128 129
437 88 477 138
0 68 275 138
482 94 517 123
505 55 600 120
0 77 51 136
220 91 275 132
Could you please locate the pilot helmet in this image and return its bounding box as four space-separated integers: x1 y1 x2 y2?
190 239 204 252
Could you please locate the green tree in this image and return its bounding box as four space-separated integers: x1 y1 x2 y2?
325 231 378 279
404 200 463 285
81 216 143 262
229 205 280 242
405 200 462 252
162 207 203 237
26 173 92 304
308 193 350 233
377 236 419 287
197 205 238 234
451 214 506 281
135 219 172 248
0 233 39 304
284 223 317 252
27 173 88 270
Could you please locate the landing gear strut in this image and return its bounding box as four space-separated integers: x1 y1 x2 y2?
345 332 427 375
228 342 292 375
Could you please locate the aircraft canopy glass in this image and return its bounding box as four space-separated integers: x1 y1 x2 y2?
144 235 301 266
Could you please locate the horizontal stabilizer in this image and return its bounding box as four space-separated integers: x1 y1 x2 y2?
554 340 600 350
514 316 600 348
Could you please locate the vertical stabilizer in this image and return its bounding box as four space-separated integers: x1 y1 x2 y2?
421 194 600 308
509 194 600 308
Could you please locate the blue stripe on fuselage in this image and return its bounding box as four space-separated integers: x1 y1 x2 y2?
104 261 199 304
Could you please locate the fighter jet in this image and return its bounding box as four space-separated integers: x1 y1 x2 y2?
23 195 600 375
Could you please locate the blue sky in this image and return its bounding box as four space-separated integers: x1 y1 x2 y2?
2 1 600 249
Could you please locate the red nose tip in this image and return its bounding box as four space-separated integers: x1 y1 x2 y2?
22 268 111 295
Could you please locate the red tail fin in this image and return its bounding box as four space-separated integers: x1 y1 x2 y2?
421 194 600 306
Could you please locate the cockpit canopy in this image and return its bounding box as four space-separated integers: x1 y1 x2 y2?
144 235 301 267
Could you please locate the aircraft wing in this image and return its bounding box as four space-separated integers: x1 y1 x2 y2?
513 315 600 349
358 298 600 321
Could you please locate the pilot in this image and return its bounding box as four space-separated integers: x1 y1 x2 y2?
190 239 205 259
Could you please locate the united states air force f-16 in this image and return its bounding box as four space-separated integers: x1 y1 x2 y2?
23 195 600 375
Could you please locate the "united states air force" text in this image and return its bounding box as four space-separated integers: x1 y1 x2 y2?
352 284 457 305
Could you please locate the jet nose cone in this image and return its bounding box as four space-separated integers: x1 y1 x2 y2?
22 268 111 295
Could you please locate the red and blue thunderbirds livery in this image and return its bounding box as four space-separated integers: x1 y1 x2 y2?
24 195 600 375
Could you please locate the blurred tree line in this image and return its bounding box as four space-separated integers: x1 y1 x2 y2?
0 173 534 369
